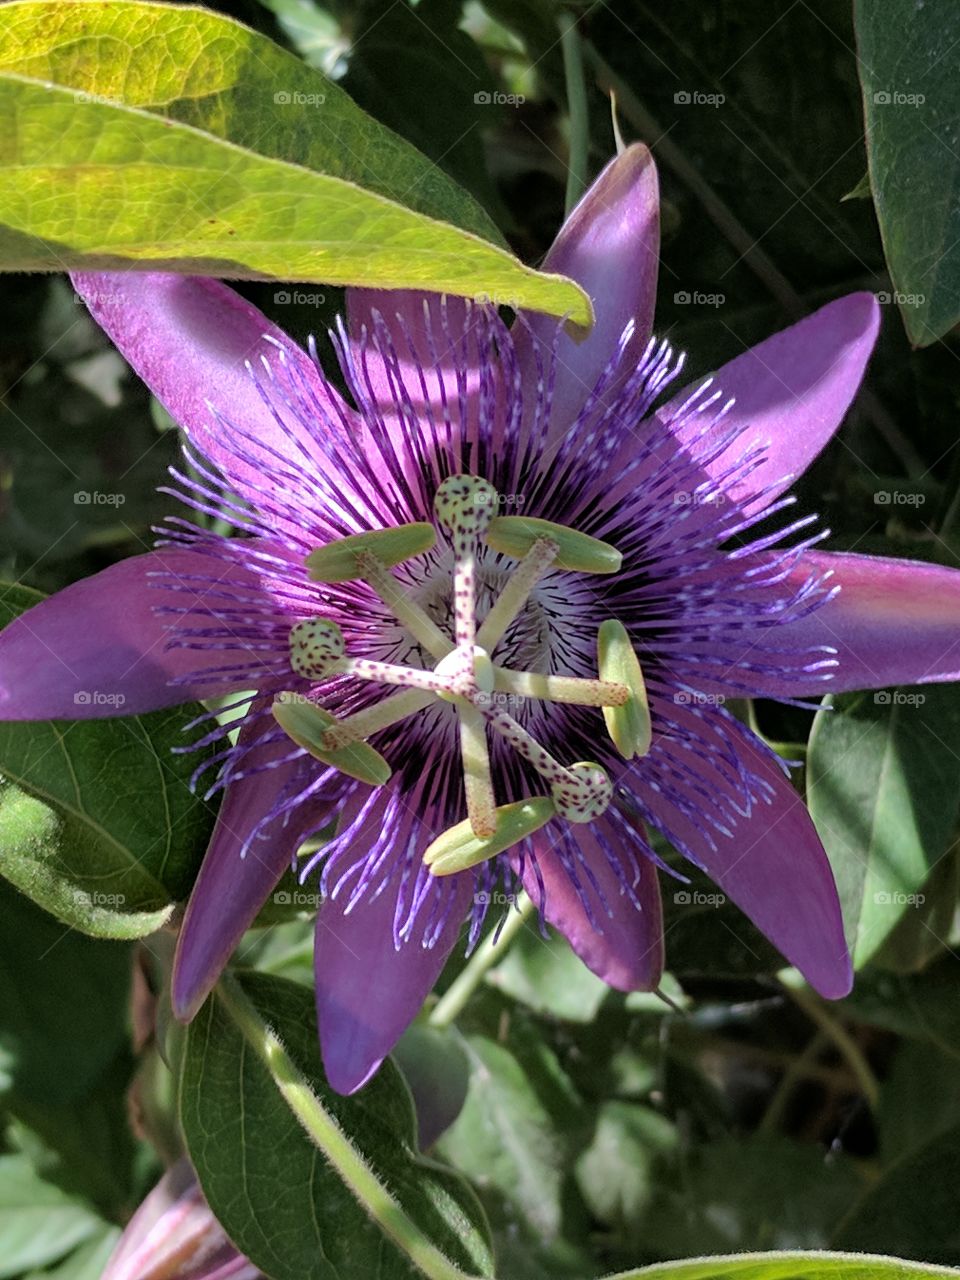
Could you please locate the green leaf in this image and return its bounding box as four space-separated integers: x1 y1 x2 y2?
575 1100 677 1233
0 878 130 1103
833 1122 960 1262
179 972 494 1280
486 925 610 1022
22 1227 122 1280
0 583 217 938
856 0 960 344
806 688 960 967
840 956 960 1056
0 1 592 325
437 1034 571 1241
0 1154 105 1278
606 1252 960 1280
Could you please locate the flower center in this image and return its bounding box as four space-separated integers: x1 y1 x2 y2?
272 475 653 874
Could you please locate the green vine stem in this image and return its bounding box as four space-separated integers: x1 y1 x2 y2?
217 975 483 1280
559 10 590 213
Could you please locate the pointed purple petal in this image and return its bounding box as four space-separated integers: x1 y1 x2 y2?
738 549 960 697
664 293 880 515
172 723 336 1022
0 549 263 719
641 718 851 998
519 819 664 991
71 273 359 523
514 143 660 439
314 796 472 1095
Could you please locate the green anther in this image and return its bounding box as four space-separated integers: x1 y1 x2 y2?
598 619 652 758
433 474 499 535
550 760 613 823
424 797 556 875
485 516 622 574
272 693 392 786
289 618 346 680
306 523 436 583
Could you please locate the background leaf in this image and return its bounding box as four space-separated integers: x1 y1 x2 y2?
856 0 960 344
807 688 960 966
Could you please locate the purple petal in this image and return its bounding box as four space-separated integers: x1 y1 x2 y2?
0 549 261 719
519 818 664 991
71 273 359 528
740 549 960 697
663 293 880 515
641 716 851 998
313 794 472 1094
172 722 335 1022
514 143 660 440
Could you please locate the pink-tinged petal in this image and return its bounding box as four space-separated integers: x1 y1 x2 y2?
518 819 664 991
0 549 263 720
664 293 880 515
172 722 336 1022
71 273 359 528
711 549 960 699
514 143 660 443
314 793 472 1094
641 713 851 998
103 1159 263 1280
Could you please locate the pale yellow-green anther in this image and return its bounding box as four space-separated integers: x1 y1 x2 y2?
272 693 392 786
424 797 556 875
289 618 346 680
485 516 622 574
305 523 436 583
598 619 652 758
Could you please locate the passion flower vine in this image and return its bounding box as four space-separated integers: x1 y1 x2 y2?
5 145 960 1095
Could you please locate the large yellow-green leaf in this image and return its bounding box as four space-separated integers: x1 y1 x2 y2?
607 1251 960 1280
0 1 591 325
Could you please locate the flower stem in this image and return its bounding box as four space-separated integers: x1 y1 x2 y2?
217 976 482 1280
778 975 880 1108
559 10 590 213
429 894 535 1028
